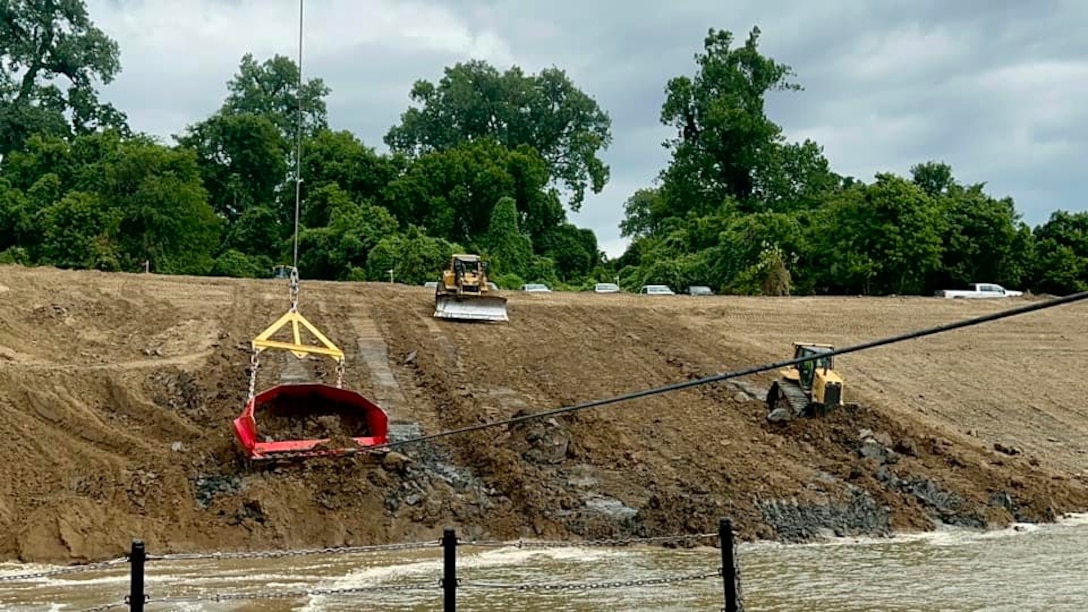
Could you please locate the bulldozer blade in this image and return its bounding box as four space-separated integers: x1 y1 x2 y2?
434 295 509 322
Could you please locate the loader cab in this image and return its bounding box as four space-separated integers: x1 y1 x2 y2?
792 343 834 390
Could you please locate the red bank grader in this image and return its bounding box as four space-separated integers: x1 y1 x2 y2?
232 267 389 460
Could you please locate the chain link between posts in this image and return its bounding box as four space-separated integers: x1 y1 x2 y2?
76 602 129 612
144 582 437 605
145 539 441 562
0 556 128 582
462 568 723 591
458 532 719 549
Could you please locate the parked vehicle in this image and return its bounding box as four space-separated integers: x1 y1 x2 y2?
639 284 675 295
521 283 551 292
935 283 1023 299
687 285 713 296
594 282 620 293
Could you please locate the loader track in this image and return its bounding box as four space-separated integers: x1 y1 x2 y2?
768 380 812 417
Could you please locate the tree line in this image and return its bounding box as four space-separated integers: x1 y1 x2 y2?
0 3 1084 295
616 27 1086 297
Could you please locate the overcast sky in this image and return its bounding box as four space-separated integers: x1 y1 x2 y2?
88 0 1087 257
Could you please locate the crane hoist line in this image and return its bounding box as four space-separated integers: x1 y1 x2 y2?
229 0 390 461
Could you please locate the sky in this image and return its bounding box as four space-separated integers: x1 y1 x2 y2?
87 0 1088 258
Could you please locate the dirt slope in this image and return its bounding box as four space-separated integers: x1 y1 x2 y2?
1 265 1086 563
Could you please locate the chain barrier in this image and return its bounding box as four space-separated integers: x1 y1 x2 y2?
0 556 128 582
77 602 128 612
146 539 440 562
145 582 436 605
463 568 722 591
458 532 718 549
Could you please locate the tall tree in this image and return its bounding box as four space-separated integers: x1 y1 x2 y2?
219 53 330 145
484 196 532 276
384 60 612 211
383 138 558 246
658 26 821 215
0 0 129 156
175 112 288 221
1032 211 1088 295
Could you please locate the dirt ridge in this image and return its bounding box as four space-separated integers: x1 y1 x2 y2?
1 264 1087 563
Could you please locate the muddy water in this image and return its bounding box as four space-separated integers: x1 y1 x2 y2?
3 515 1087 611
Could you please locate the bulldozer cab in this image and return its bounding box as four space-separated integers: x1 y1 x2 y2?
453 255 488 279
792 343 834 390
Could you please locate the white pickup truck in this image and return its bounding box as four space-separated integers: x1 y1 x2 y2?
935 283 1023 299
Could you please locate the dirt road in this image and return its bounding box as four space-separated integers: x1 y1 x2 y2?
1 265 1086 563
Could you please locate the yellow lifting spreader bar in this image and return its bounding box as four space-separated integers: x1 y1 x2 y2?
252 309 345 361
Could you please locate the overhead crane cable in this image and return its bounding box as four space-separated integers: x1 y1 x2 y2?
291 0 305 277
375 290 1088 452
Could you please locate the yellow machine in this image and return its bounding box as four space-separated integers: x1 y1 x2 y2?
434 254 509 322
765 342 844 419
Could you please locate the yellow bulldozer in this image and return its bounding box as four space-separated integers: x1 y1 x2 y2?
433 253 509 322
765 342 845 421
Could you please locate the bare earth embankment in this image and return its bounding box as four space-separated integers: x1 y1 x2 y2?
1 264 1087 563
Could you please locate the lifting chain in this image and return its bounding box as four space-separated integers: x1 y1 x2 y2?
335 357 345 388
247 351 260 402
288 266 300 312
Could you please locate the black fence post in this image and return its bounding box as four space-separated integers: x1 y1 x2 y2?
128 539 145 612
442 528 457 611
719 518 742 612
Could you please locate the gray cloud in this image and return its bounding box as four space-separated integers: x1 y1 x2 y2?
85 0 1088 256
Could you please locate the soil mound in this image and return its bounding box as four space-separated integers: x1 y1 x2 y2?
1 264 1087 563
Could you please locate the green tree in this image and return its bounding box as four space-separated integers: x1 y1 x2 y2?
295 187 399 280
220 52 330 144
1032 211 1088 294
175 112 289 221
619 188 668 240
0 0 129 156
38 190 121 270
223 205 284 262
0 177 34 252
104 140 222 274
385 60 612 210
483 196 533 276
384 139 557 246
812 174 943 295
1 130 221 273
365 226 461 285
910 160 955 199
536 222 600 281
658 26 811 214
297 129 404 223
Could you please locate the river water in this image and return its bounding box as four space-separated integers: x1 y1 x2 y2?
3 514 1087 611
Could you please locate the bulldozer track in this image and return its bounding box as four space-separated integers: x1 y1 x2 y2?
769 380 811 417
